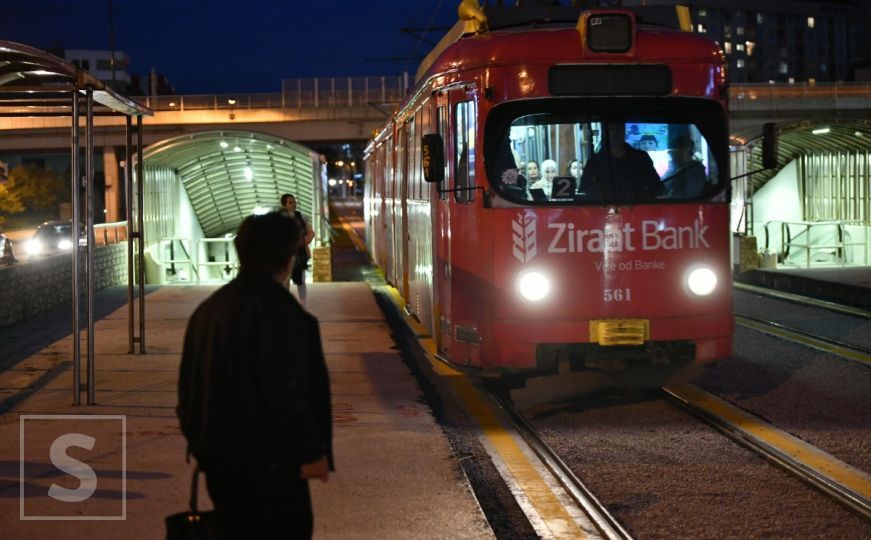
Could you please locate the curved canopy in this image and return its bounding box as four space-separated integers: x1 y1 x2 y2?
142 130 320 238
732 119 871 191
0 40 149 116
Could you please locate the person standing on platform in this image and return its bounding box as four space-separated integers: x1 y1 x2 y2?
177 211 333 539
281 193 315 305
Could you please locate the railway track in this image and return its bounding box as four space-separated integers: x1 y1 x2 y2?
734 313 871 366
733 282 871 320
488 389 633 540
734 282 871 366
513 382 871 535
662 384 871 521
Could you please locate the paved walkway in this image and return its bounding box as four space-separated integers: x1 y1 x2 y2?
0 282 492 539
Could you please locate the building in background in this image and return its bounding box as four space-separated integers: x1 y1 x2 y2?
616 0 871 82
48 48 175 96
62 49 132 90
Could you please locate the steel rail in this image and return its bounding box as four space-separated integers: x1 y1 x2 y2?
735 313 871 366
488 390 634 540
662 385 871 521
734 282 871 320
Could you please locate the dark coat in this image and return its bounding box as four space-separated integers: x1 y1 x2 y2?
580 144 664 202
177 272 333 472
664 160 707 198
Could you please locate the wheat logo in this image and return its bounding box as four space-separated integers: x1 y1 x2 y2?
512 212 537 263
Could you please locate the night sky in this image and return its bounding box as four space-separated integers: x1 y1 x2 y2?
0 0 457 94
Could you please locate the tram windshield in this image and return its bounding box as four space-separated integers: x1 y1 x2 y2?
488 106 725 205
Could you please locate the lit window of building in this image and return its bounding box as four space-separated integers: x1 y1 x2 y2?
697 24 706 33
736 43 745 52
737 59 745 69
807 17 815 29
737 26 744 36
757 14 764 24
746 41 756 56
698 9 707 17
724 42 732 54
779 62 789 74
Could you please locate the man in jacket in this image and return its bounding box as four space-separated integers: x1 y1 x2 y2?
177 211 333 539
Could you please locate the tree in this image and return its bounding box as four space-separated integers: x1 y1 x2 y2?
6 163 67 212
0 182 24 225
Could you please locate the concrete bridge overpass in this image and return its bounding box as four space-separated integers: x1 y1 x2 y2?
1 80 868 152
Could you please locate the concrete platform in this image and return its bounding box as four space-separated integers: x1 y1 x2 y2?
735 266 871 310
0 282 493 538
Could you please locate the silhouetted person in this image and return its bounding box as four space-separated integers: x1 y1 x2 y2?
580 122 663 202
281 193 315 306
177 211 333 539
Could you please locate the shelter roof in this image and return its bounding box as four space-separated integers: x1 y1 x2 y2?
0 40 150 117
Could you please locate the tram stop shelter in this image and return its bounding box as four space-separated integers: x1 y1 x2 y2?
0 40 152 405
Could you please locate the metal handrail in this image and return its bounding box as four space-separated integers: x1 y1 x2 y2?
197 237 238 281
764 219 868 268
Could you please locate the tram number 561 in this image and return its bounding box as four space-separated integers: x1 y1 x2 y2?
603 288 632 302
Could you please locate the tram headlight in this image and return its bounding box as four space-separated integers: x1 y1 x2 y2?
57 239 72 251
686 265 718 296
517 270 551 302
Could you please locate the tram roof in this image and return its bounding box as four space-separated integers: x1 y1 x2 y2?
0 40 151 117
416 5 690 83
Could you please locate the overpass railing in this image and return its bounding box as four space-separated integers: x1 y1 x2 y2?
132 80 871 113
130 80 871 117
731 82 871 112
136 75 410 112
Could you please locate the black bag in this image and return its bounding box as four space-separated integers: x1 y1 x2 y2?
166 466 218 540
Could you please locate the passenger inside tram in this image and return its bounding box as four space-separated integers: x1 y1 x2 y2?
662 133 707 198
491 112 718 204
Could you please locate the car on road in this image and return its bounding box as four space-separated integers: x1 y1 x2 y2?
24 221 85 257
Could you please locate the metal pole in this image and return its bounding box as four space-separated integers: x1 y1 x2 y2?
86 86 96 405
136 115 146 353
125 115 134 353
71 90 81 406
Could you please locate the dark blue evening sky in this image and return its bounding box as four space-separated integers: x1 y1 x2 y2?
0 0 457 93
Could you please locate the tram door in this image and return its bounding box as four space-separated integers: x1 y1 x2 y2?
433 96 451 355
435 88 480 366
394 122 409 299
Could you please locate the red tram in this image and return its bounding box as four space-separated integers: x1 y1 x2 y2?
364 4 733 383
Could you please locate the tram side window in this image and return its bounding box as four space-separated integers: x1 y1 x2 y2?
454 100 477 203
437 105 448 201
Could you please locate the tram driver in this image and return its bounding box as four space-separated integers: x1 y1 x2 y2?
580 122 663 202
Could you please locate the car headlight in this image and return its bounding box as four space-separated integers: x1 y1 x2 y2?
25 239 42 255
686 266 718 296
517 270 551 302
58 239 72 250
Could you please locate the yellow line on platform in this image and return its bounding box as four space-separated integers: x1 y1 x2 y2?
381 285 589 539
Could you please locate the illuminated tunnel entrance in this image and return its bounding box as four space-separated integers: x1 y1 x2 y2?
731 119 871 268
139 130 326 284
